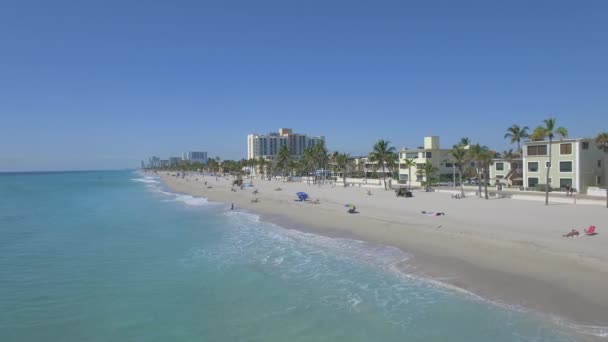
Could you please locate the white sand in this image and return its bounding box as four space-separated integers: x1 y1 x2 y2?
158 172 608 327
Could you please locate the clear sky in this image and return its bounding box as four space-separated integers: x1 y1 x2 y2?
1 0 607 171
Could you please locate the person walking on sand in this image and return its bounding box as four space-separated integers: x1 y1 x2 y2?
230 203 234 211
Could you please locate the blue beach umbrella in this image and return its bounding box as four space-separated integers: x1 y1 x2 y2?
296 192 309 201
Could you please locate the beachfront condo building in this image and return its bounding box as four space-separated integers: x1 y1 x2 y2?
350 156 394 178
488 158 523 187
522 138 605 193
182 151 208 164
168 157 181 167
247 128 325 160
397 136 457 187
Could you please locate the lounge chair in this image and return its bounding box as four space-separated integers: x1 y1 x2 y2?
584 226 597 236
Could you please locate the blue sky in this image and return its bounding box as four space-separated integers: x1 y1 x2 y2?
1 0 607 171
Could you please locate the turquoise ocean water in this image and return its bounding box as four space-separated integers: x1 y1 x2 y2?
0 171 604 341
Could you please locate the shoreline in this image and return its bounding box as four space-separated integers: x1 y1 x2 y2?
154 172 608 337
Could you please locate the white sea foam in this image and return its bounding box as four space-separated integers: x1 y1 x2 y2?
131 177 160 184
190 208 608 339
172 194 208 206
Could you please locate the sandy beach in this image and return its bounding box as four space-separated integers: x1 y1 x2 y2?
158 172 608 330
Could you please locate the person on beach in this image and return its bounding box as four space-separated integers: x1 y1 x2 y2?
562 229 579 237
230 203 234 211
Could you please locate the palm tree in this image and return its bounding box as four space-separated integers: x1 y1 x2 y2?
369 140 397 190
257 157 267 180
595 132 608 208
502 149 516 161
459 137 471 147
334 153 351 187
417 160 438 192
504 124 530 153
276 144 291 179
301 147 315 185
477 150 495 199
313 142 329 182
287 160 299 178
450 146 467 197
532 118 568 205
403 158 416 190
467 143 488 198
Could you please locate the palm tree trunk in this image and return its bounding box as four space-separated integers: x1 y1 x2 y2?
545 138 552 205
459 169 464 197
408 166 412 190
484 168 489 199
605 154 608 208
382 164 387 190
477 168 482 198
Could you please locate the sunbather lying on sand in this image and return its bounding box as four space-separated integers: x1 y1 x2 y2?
562 229 579 237
422 211 445 216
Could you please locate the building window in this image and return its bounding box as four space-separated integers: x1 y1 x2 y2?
445 163 453 167
559 161 572 172
425 152 432 158
416 163 425 169
416 174 423 181
559 143 572 155
527 145 548 156
495 162 504 171
528 162 539 172
400 174 409 181
582 142 589 149
405 152 418 159
528 177 539 187
598 176 602 185
546 161 551 168
559 178 573 189
598 160 602 168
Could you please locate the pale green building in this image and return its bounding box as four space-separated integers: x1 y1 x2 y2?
522 138 605 193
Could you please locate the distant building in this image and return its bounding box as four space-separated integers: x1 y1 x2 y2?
350 156 393 178
397 136 456 186
169 157 181 167
522 138 605 192
148 156 161 168
182 151 208 164
140 161 145 169
160 160 169 168
247 128 325 161
488 158 523 187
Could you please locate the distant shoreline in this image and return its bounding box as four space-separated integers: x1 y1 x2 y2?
156 171 608 338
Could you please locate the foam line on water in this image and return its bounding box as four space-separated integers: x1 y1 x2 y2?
214 208 608 339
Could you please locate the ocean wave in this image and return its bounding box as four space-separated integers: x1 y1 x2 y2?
186 208 608 339
172 194 208 206
131 177 160 184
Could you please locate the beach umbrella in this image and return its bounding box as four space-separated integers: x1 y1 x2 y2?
344 204 355 208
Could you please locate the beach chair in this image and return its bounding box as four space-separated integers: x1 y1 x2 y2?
584 226 597 236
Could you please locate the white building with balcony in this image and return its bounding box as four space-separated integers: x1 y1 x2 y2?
247 128 325 161
397 136 457 187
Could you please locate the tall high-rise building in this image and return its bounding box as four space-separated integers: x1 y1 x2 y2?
247 128 325 160
182 151 208 164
